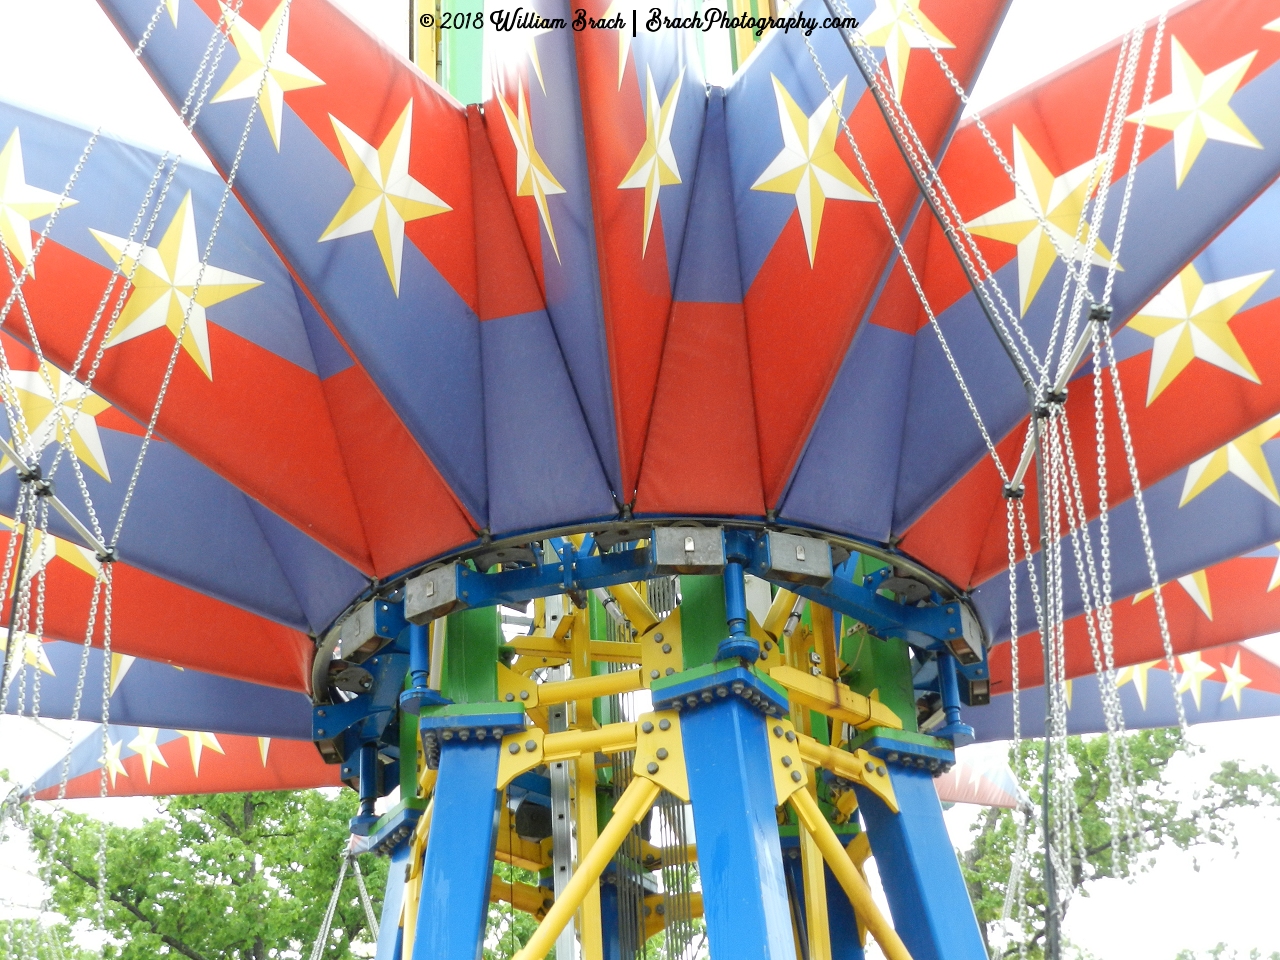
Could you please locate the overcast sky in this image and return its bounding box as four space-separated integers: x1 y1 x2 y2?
0 1 1277 957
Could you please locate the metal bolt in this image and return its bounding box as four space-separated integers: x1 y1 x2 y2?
526 740 537 752
458 731 469 741
773 725 783 738
476 730 486 740
317 728 326 736
877 766 886 776
493 728 503 737
790 771 802 782
946 607 955 615
642 721 654 734
701 691 713 703
809 652 821 664
509 743 520 755
781 756 793 767
647 762 659 775
442 731 454 741
655 903 665 916
317 709 326 717
505 692 515 702
865 761 875 773
654 633 664 642
764 641 773 651
659 719 671 731
656 748 668 760
715 686 727 698
520 690 530 701
665 667 675 676
662 643 671 654
785 731 795 742
651 669 661 680
810 666 822 676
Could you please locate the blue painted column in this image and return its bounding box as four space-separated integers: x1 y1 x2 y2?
413 738 502 960
824 863 866 960
854 766 986 960
683 695 797 960
599 878 622 960
374 841 410 960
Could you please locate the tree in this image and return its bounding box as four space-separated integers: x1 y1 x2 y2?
21 790 386 960
960 728 1280 959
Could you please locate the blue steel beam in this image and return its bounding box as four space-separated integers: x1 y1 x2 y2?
683 696 797 960
374 841 410 960
413 738 503 960
854 767 987 960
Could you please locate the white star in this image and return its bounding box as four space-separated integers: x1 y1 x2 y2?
619 67 684 255
497 82 566 262
0 627 53 685
1 362 113 481
1134 569 1212 619
0 128 76 277
966 127 1115 315
1219 652 1252 710
1267 544 1280 592
1127 264 1272 404
1176 651 1218 709
91 191 262 379
751 75 872 267
211 0 324 151
177 729 224 776
1129 38 1261 188
127 727 170 782
0 514 101 586
319 101 451 295
859 0 953 101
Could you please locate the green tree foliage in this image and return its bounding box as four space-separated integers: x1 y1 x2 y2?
24 791 386 960
1175 946 1280 960
960 729 1280 959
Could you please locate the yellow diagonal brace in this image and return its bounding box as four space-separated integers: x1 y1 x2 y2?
797 735 898 813
512 775 662 960
769 664 903 730
789 788 913 960
609 582 660 635
536 668 643 707
763 588 803 640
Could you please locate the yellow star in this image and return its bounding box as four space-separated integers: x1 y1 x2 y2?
619 67 684 256
0 128 77 277
1128 264 1272 404
101 736 129 789
319 101 450 296
164 0 178 26
110 653 135 695
1128 38 1261 188
1266 543 1280 591
497 82 566 262
1116 660 1159 709
1218 652 1252 710
126 727 170 783
1134 568 1212 618
177 729 224 776
1176 651 1218 709
966 127 1116 315
751 75 871 267
859 0 954 101
0 362 112 480
91 191 262 379
0 514 101 589
1179 414 1280 506
1063 678 1073 710
0 627 53 683
257 737 271 765
211 0 324 152
603 0 632 89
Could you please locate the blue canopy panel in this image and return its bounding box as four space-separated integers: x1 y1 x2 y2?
724 0 1010 530
974 421 1280 643
903 175 1280 589
486 0 704 504
0 334 366 634
99 0 620 545
968 640 1280 740
633 87 766 517
24 722 338 800
0 98 373 572
885 0 1280 554
2 640 313 737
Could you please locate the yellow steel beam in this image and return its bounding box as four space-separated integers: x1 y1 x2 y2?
490 875 554 920
537 669 644 707
642 891 705 940
796 734 898 813
608 581 660 635
769 663 903 731
495 805 551 871
512 776 662 960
